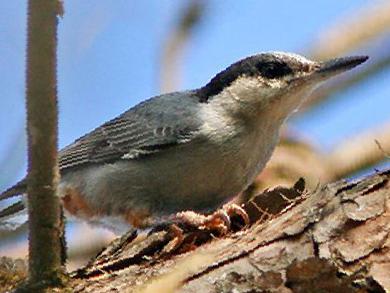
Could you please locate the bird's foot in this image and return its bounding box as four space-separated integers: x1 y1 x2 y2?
175 203 250 235
154 204 250 254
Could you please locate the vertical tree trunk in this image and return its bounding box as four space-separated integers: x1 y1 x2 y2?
25 0 65 289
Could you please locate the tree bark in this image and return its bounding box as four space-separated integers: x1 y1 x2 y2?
65 170 390 292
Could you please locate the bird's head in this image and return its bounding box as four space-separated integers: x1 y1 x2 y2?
198 52 368 121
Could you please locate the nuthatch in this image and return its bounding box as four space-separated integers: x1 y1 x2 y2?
0 52 368 233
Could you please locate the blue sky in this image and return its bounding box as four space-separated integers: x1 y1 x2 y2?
0 0 389 189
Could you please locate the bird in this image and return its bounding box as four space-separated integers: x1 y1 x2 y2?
0 52 368 234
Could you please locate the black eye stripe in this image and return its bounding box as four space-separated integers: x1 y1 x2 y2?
198 54 296 102
256 61 293 79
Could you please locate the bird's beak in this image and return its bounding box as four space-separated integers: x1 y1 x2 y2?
314 55 369 80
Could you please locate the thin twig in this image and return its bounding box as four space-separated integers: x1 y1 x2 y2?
375 139 390 159
327 122 390 179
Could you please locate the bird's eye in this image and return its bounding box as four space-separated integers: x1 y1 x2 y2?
255 61 293 79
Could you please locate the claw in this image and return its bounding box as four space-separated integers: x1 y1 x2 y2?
163 224 185 253
207 208 231 234
223 203 250 228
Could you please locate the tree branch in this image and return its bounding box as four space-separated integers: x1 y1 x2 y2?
24 0 66 290
65 170 390 292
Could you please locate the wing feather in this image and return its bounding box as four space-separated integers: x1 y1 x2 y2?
59 92 201 170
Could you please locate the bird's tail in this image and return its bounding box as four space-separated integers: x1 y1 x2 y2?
0 178 27 201
0 179 28 233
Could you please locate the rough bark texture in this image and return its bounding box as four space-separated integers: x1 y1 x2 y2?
65 170 390 292
25 0 65 288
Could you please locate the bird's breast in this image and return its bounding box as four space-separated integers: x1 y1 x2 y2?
230 124 280 189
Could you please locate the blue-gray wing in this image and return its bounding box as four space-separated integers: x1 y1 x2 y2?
59 91 202 170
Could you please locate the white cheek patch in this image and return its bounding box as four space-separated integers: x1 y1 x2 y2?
212 75 289 109
234 77 273 102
